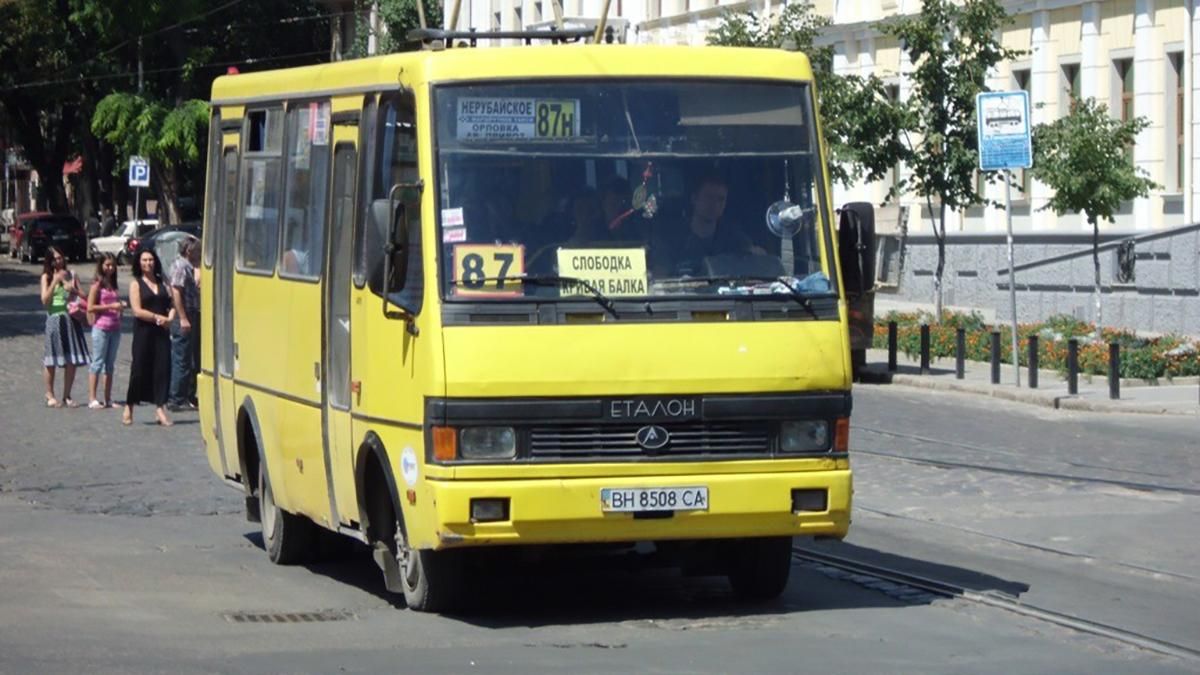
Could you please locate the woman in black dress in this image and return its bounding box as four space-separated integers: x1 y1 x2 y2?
123 249 175 426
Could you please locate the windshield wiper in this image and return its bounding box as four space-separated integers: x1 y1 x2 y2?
681 275 830 313
447 274 619 318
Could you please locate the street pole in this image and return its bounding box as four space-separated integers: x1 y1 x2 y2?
134 186 140 223
1005 169 1019 387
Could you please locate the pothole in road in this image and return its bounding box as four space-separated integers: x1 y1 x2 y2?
221 609 357 624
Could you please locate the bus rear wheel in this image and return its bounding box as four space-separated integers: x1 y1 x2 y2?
727 537 793 602
259 462 316 565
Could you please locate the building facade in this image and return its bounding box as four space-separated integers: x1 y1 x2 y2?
434 0 1200 334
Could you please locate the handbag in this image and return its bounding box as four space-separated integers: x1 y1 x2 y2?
67 296 90 325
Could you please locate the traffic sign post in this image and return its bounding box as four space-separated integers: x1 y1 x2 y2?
977 91 1032 388
128 156 150 225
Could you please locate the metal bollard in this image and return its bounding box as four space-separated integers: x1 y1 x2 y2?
1109 342 1120 400
1067 339 1079 395
1028 335 1039 389
955 328 965 380
887 321 898 372
990 331 1001 384
919 324 930 375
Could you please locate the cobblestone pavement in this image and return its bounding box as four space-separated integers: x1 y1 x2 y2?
0 256 240 516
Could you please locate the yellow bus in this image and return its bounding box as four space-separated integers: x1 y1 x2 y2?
198 34 874 612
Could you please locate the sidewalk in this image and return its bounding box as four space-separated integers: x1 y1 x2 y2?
859 348 1200 416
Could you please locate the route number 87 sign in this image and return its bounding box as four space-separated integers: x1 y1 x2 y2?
452 244 525 297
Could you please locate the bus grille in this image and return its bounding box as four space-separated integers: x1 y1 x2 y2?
528 422 772 459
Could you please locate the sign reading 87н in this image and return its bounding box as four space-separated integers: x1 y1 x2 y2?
976 91 1032 172
128 156 151 188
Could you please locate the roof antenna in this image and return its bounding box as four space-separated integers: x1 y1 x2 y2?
416 0 428 30
447 0 463 40
550 0 565 32
592 0 612 44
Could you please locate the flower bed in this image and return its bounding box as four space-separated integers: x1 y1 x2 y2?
872 311 1200 380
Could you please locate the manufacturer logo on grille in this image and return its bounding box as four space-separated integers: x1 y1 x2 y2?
635 425 670 450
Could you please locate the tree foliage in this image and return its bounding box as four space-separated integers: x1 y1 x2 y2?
880 0 1022 318
708 3 907 190
351 0 445 56
1031 97 1157 332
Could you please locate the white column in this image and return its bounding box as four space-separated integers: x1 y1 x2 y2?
1030 10 1055 230
1080 2 1102 230
581 0 603 18
859 33 883 205
899 39 919 232
1190 0 1200 219
831 37 853 207
1134 0 1161 230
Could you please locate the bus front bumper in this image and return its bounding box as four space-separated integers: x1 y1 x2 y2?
422 469 851 548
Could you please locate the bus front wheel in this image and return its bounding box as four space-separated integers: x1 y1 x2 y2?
259 462 316 565
391 525 466 613
727 537 793 601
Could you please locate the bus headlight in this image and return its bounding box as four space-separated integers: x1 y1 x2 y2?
779 421 830 453
460 426 517 459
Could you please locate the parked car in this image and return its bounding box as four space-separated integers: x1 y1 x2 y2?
127 222 200 271
16 213 86 263
0 208 13 253
91 219 159 262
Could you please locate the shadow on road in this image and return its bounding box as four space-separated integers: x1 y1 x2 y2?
804 539 1031 598
241 529 951 625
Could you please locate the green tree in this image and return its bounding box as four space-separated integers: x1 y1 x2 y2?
881 0 1022 319
708 3 908 189
91 93 209 224
1031 97 1156 335
351 0 445 56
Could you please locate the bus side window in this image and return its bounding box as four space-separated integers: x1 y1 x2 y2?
202 110 222 268
356 90 422 315
280 101 331 280
238 107 284 274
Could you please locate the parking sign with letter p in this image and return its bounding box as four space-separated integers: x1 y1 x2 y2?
128 156 151 188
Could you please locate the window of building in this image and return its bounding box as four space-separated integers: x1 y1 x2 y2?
1170 52 1184 191
1012 68 1032 197
1060 62 1080 115
1115 59 1134 121
1114 58 1134 162
238 107 284 273
279 101 331 280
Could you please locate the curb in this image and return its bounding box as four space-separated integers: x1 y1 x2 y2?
871 373 1198 417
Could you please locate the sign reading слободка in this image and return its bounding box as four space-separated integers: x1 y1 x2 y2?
976 91 1032 171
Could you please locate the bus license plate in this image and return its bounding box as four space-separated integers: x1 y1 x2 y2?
601 487 708 513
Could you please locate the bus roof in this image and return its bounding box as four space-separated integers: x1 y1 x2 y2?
209 45 814 105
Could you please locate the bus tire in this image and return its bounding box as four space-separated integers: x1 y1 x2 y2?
259 461 316 565
727 537 792 602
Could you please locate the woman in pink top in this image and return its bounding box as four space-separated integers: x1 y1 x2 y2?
87 254 126 409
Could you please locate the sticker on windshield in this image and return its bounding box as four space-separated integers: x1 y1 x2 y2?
442 207 464 227
452 243 525 297
557 248 647 297
456 98 580 141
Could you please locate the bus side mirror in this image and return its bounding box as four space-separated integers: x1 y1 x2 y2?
373 196 409 294
838 202 876 297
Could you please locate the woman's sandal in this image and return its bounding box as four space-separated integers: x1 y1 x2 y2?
45 396 61 408
63 398 80 409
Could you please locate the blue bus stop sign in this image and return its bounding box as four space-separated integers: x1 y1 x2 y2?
128 156 151 188
977 91 1032 171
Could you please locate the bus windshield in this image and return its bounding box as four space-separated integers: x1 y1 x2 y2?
433 80 833 303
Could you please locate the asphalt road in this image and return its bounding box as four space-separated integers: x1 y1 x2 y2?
1 256 1197 674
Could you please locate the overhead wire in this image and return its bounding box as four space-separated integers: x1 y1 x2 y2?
1 49 331 93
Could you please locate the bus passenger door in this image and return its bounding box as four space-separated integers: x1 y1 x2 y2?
324 140 358 525
213 146 241 479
